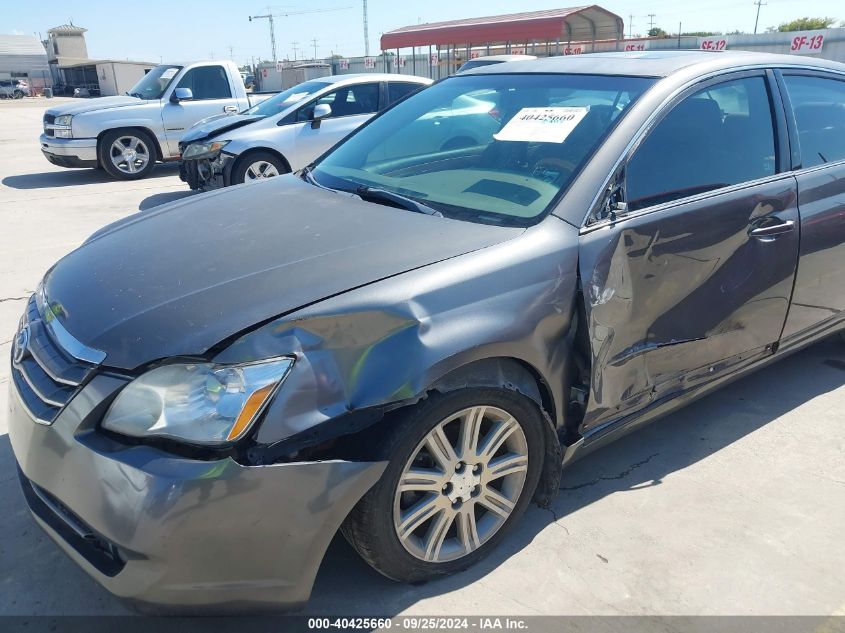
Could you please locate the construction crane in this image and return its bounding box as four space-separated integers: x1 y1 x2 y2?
249 6 352 62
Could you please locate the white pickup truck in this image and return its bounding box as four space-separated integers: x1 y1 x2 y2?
39 60 273 179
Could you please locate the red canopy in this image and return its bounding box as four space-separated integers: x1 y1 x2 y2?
380 5 624 50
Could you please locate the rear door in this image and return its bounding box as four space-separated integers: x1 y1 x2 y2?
578 70 799 432
777 71 845 341
291 82 381 171
161 64 239 156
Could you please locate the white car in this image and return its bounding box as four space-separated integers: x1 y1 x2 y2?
457 54 538 73
179 73 431 189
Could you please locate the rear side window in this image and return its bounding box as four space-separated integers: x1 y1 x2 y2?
783 75 845 168
626 76 777 211
176 65 232 100
387 82 422 105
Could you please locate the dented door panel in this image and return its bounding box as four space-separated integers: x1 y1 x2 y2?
578 179 800 432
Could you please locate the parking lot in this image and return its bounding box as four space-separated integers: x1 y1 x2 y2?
0 96 844 617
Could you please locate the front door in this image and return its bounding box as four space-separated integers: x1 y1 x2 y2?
578 72 799 433
161 64 238 157
292 82 381 171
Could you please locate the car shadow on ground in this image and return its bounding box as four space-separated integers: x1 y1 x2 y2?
0 337 843 616
2 163 180 190
138 190 197 211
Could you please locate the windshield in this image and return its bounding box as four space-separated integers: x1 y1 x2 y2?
127 65 182 100
243 80 331 117
312 73 655 226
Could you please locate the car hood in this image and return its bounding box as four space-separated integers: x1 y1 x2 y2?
46 95 146 117
43 175 522 370
181 113 265 145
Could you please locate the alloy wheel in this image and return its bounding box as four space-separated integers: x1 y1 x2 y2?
393 405 529 563
244 160 280 182
109 135 150 175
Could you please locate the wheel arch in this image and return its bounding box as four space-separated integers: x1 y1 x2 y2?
96 126 163 166
230 147 292 180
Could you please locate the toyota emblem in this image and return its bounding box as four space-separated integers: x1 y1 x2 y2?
13 324 30 364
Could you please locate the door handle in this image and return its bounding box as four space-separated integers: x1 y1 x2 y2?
223 105 238 113
748 219 796 239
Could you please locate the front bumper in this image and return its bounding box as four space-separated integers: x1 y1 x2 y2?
8 374 386 612
39 133 98 168
179 152 235 191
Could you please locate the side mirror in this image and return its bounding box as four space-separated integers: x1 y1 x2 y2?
170 87 193 103
311 103 331 129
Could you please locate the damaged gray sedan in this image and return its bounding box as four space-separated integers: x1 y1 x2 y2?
9 51 845 612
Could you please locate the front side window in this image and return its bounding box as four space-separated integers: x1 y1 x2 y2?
312 74 654 226
783 74 845 168
626 76 777 211
297 83 381 121
175 65 232 100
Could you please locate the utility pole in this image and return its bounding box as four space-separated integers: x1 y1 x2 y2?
292 41 299 60
363 0 370 56
628 14 634 38
753 0 767 34
249 11 277 62
311 38 318 60
228 45 234 60
647 14 656 33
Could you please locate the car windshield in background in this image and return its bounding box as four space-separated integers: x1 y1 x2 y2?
313 73 655 226
127 65 182 100
243 80 331 117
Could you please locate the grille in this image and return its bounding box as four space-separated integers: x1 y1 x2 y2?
11 295 97 424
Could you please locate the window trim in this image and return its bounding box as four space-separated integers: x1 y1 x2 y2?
174 64 233 102
584 69 788 229
776 68 845 175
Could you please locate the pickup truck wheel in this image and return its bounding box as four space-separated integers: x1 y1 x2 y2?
232 151 288 185
13 90 24 99
99 129 157 180
342 388 544 583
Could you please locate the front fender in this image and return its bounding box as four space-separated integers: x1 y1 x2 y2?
213 217 580 448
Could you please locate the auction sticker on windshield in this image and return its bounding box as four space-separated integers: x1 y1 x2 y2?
494 106 589 143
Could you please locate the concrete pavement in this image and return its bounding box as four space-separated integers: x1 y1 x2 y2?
0 97 843 617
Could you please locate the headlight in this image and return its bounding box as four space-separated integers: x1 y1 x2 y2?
54 114 73 126
182 140 230 160
102 357 293 445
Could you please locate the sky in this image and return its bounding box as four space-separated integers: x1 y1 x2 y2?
2 0 843 65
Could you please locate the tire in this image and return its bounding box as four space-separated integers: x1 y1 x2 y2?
13 90 24 99
98 129 157 180
231 151 289 185
342 388 545 583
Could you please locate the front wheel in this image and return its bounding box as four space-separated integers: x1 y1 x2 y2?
342 388 545 583
231 151 289 185
13 90 24 99
98 129 157 180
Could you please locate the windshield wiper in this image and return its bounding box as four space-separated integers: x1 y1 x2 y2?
355 186 442 216
128 92 144 99
302 165 337 192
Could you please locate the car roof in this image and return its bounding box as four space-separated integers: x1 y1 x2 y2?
319 73 433 85
463 50 845 77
